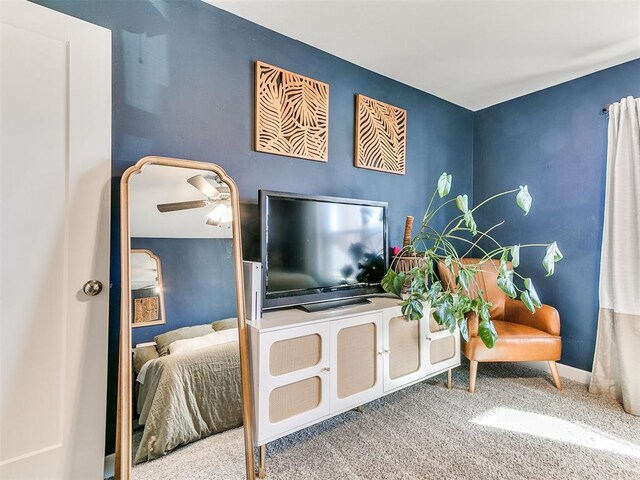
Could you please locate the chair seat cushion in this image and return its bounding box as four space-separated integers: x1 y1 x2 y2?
463 320 561 362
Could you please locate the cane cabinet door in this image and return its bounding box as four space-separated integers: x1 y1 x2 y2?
425 315 461 375
330 313 384 412
382 308 429 392
259 323 331 442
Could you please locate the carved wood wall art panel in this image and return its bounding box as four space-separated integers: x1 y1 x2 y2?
133 296 159 324
355 94 406 175
255 61 329 162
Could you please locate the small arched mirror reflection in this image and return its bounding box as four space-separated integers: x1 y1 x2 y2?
130 249 165 328
117 157 254 480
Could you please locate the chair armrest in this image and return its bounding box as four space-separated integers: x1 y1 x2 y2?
504 298 560 336
465 311 479 337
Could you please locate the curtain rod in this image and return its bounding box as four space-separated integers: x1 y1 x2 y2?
603 96 640 114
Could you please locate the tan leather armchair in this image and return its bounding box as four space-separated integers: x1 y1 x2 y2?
438 258 562 393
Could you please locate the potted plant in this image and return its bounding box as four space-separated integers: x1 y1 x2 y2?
381 172 563 348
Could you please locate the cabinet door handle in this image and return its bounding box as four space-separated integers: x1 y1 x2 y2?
321 366 330 373
377 351 383 356
383 349 390 354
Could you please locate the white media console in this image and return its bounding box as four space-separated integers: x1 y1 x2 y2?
247 296 461 478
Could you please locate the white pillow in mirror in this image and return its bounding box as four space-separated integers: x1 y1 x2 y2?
169 328 238 355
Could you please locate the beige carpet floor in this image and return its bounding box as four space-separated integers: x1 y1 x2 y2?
130 362 640 480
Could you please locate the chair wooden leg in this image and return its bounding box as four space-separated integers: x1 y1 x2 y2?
548 361 563 390
469 361 478 393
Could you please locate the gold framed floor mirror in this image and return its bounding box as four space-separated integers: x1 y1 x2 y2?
116 156 255 479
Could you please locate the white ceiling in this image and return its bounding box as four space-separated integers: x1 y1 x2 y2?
129 164 233 239
206 0 640 110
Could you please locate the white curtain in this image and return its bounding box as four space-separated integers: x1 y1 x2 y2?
590 96 640 416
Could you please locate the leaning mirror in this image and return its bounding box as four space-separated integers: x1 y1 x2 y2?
116 157 254 479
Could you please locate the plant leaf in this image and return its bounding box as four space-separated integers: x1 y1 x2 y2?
520 291 535 313
456 194 469 213
437 172 452 198
458 316 469 342
426 280 442 304
511 245 520 268
410 269 426 295
524 278 542 307
463 211 477 235
392 272 406 295
542 242 563 276
500 249 509 271
516 185 532 215
499 254 509 276
542 252 555 276
381 269 396 294
548 241 563 262
409 297 424 320
479 301 491 322
478 320 498 349
497 269 517 298
432 300 455 330
457 267 473 292
401 294 424 321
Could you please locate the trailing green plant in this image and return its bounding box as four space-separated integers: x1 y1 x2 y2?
381 172 562 349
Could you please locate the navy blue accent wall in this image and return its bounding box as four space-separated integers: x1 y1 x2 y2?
473 59 640 372
32 0 473 454
130 238 236 346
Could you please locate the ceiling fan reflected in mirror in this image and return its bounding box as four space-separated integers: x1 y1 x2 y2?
156 174 232 227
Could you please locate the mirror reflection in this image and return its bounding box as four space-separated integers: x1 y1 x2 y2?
131 249 165 327
127 163 245 477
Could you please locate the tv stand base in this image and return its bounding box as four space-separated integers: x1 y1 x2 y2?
298 297 371 313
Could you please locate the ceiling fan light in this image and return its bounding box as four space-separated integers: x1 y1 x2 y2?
207 203 231 225
220 204 232 223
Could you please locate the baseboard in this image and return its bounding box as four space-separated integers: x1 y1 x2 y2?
521 361 591 385
104 453 115 479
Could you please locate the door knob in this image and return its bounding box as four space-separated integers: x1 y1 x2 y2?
83 280 103 296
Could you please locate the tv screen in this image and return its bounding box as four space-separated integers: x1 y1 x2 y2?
260 191 388 309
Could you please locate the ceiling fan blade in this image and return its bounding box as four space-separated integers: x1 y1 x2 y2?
157 199 210 212
188 175 220 198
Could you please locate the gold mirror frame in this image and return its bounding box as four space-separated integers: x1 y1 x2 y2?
115 156 255 479
130 249 166 328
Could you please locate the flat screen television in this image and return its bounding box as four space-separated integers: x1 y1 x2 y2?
260 190 388 310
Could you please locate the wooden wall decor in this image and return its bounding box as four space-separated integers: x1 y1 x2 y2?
255 61 329 162
355 94 406 175
133 296 159 324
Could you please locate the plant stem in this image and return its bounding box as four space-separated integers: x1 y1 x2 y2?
423 187 439 223
422 198 458 226
470 189 519 214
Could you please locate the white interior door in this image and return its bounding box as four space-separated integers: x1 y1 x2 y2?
0 1 111 478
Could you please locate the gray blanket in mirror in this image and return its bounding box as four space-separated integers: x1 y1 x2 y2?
134 341 242 464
